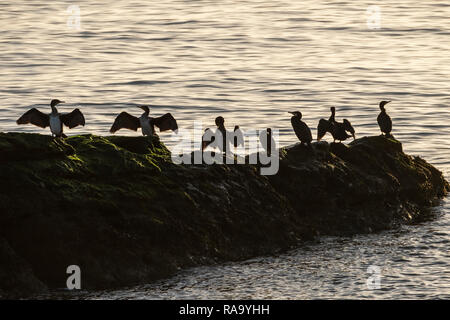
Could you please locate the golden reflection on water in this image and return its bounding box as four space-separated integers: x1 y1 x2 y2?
4 1 449 300
0 1 449 175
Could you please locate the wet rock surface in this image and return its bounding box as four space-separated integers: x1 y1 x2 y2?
0 133 448 297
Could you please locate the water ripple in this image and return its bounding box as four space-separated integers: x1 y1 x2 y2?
2 0 449 300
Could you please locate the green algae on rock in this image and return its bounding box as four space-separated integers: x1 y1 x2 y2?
0 132 448 297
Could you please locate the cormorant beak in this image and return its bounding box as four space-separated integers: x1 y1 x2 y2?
138 106 150 113
60 101 66 104
288 112 294 115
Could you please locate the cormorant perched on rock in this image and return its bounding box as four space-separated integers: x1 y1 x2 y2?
377 100 392 137
317 107 336 141
215 116 226 133
17 99 85 138
215 116 228 153
201 117 230 153
202 128 214 151
331 119 355 143
110 106 178 136
289 111 312 146
233 125 244 149
259 128 276 156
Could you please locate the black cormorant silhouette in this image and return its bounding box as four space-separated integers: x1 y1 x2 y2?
201 128 214 151
317 107 336 141
17 99 85 138
259 128 276 156
201 116 230 153
215 116 228 153
110 106 178 136
233 125 244 149
289 111 313 146
377 100 392 137
331 119 355 143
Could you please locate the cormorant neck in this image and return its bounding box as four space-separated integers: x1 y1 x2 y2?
140 106 150 116
140 108 149 117
329 109 335 121
51 106 58 114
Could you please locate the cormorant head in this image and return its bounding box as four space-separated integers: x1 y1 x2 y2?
289 111 302 119
379 100 391 110
234 125 240 131
267 128 272 135
215 116 225 127
330 106 336 114
50 99 65 112
139 105 150 114
343 119 356 140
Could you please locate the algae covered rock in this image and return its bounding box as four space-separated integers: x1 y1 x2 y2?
0 132 448 297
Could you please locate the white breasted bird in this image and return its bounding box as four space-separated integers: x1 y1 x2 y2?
110 105 178 136
16 99 85 138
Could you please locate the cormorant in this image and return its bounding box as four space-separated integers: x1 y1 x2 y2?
201 117 230 153
259 128 275 156
215 116 228 153
317 107 336 141
233 125 244 149
202 128 214 151
110 106 178 136
215 116 226 133
331 119 355 143
16 99 85 138
377 100 392 137
289 111 312 146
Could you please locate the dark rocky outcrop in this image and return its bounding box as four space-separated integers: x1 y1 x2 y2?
0 133 448 298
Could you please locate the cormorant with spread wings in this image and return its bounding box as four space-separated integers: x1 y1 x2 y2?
17 99 85 138
110 106 178 136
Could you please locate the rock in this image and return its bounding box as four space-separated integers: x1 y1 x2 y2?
0 132 448 297
0 237 47 298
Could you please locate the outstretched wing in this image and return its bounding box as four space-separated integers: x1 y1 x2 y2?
61 108 85 129
259 129 276 152
16 108 50 128
343 119 356 139
202 128 215 150
110 112 140 133
233 128 244 147
150 113 178 132
317 118 333 141
343 119 355 135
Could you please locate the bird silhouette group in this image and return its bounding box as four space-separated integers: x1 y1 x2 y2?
288 100 393 147
16 100 178 138
16 99 393 150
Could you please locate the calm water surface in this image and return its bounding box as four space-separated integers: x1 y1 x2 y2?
1 1 448 299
